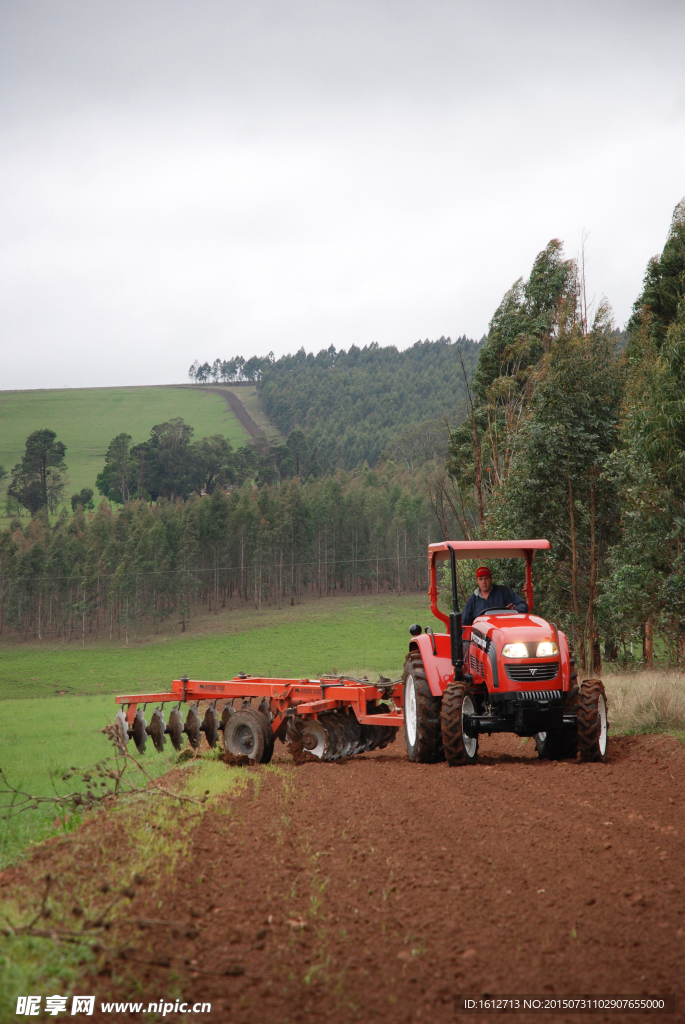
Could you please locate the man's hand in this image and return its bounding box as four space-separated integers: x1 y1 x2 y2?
507 603 516 609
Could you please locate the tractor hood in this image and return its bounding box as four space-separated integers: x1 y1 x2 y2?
471 611 556 646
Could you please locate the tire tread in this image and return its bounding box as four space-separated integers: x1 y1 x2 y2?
403 653 444 763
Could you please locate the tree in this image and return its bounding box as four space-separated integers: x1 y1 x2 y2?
490 302 625 671
627 197 685 350
605 199 685 664
193 434 234 493
439 244 576 538
96 433 133 504
8 429 67 515
71 488 95 511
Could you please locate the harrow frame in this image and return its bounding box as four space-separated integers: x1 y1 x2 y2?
116 674 404 744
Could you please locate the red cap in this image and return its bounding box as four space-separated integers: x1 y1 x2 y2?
475 566 492 578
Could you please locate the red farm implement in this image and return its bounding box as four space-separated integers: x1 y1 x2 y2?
113 539 608 764
113 674 402 763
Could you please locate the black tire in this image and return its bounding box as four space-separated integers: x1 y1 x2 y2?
441 682 479 766
402 653 444 763
577 678 608 762
224 709 267 762
255 709 274 764
534 727 577 760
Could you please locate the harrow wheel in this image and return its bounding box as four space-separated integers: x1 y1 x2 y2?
224 709 268 762
184 705 202 750
441 682 479 766
146 708 167 753
201 706 220 748
166 708 184 751
402 653 444 763
131 709 148 755
577 678 608 762
255 704 274 764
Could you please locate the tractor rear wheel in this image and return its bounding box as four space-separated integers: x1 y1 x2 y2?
536 661 581 760
577 678 608 762
441 682 479 766
534 728 576 760
402 653 444 763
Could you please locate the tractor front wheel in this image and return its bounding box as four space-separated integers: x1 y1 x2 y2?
402 654 444 763
577 678 608 762
441 682 479 766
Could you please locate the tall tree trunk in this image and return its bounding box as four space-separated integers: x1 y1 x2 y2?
567 473 585 671
643 615 654 668
586 476 598 674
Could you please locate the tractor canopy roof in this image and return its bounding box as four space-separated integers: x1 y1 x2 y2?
428 539 550 561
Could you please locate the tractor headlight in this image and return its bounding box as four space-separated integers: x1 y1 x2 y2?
536 641 559 657
502 643 528 658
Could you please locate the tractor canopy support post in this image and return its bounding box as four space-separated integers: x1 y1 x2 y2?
448 546 463 680
429 552 449 628
524 551 534 612
449 545 459 613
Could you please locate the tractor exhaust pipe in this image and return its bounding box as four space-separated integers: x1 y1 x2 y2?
448 546 464 680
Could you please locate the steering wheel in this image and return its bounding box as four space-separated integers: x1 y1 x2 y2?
480 606 521 614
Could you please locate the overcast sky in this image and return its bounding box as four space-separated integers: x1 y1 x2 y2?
1 0 684 390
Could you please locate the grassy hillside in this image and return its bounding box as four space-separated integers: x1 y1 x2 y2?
0 385 249 524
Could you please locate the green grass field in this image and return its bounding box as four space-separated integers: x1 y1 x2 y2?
0 385 248 525
0 595 424 865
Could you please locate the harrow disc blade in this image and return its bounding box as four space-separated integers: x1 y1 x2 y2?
184 705 202 750
219 701 235 733
201 706 220 748
131 709 147 754
166 708 184 751
113 710 130 751
300 719 327 760
224 709 267 762
338 714 355 757
363 724 382 752
146 708 166 753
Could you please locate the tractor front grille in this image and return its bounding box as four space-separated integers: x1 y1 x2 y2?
505 661 559 683
510 688 562 701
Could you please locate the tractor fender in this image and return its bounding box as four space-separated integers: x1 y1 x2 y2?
558 629 571 690
408 633 454 697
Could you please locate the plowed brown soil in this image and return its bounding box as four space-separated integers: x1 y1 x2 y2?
3 733 685 1023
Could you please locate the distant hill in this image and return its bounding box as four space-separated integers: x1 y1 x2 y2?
0 385 248 526
258 336 482 469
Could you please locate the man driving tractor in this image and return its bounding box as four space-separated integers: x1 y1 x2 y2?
461 566 528 626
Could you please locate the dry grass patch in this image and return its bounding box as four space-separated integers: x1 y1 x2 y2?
603 670 685 735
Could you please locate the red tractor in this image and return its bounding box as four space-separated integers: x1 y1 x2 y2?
402 539 608 765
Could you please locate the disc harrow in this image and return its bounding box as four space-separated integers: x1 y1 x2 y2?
112 674 404 763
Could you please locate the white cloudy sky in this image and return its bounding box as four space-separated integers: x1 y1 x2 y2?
1 0 684 390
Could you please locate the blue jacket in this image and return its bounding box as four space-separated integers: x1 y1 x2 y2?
461 584 528 626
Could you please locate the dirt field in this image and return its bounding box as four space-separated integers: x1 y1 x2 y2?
2 732 684 1023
